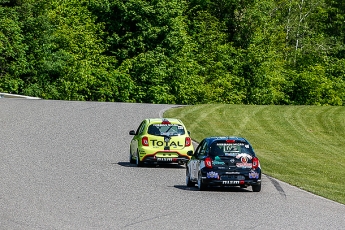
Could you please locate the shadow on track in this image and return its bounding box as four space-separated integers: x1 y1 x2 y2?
117 162 185 169
173 185 251 192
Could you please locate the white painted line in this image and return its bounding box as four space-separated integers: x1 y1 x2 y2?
0 93 40 99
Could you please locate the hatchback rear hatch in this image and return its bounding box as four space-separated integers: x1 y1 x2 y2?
209 140 258 171
146 123 191 151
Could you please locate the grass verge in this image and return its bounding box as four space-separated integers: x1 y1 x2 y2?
164 104 345 204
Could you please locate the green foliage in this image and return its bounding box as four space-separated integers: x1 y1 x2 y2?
287 64 345 105
0 5 27 92
188 0 256 48
1 0 345 105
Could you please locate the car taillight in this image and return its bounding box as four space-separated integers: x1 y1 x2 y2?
185 137 191 147
142 136 149 146
252 157 259 169
205 157 213 169
226 139 235 143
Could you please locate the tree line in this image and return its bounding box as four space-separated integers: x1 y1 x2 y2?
1 0 344 105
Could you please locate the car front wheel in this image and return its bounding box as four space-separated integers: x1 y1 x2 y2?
186 168 195 187
136 151 143 167
129 150 135 164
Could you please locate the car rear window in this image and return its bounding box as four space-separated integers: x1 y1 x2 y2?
210 141 254 156
148 124 185 136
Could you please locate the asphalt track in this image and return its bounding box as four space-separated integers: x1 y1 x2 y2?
1 99 345 230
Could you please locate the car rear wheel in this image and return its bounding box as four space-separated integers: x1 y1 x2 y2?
186 168 195 187
252 184 261 192
136 151 143 167
197 172 206 191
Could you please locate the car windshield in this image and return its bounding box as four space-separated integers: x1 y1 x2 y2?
210 142 254 157
147 124 185 136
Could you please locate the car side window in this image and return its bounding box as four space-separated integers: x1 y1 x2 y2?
136 121 146 135
197 141 208 159
194 140 204 157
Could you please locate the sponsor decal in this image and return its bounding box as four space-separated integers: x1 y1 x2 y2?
236 153 253 160
154 124 179 127
222 181 240 185
225 153 238 157
150 140 183 147
214 156 222 161
156 158 176 161
217 143 245 146
241 156 248 163
213 161 225 165
225 172 241 174
249 170 259 179
207 171 219 179
236 162 252 168
164 137 170 143
224 145 240 152
235 154 253 168
230 158 235 163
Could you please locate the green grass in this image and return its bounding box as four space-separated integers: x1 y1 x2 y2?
164 104 345 204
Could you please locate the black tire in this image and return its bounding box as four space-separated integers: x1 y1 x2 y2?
129 151 135 164
197 172 207 191
136 151 143 167
186 168 195 187
252 184 261 192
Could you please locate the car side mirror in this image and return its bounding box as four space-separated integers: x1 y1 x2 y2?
129 130 136 135
187 150 193 156
187 131 191 136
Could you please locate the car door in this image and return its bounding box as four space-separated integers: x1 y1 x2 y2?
188 141 201 180
190 140 207 180
196 141 208 173
130 121 146 156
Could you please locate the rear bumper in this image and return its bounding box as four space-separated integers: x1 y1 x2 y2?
200 168 262 187
143 155 190 164
201 178 261 187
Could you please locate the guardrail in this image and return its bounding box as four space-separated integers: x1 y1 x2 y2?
0 92 40 99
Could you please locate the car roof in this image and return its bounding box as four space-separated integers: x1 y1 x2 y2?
146 118 184 125
204 136 249 143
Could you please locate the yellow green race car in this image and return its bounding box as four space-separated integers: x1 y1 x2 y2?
129 118 194 167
